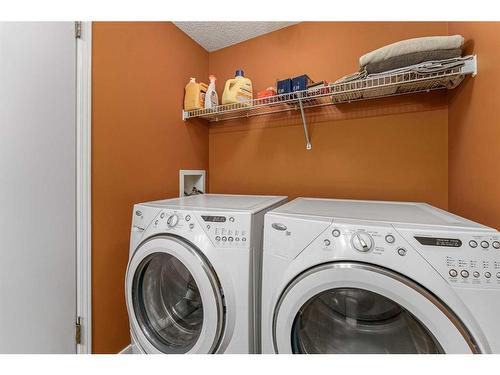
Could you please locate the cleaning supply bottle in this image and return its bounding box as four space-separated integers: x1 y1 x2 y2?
222 70 253 105
184 78 208 111
204 75 219 109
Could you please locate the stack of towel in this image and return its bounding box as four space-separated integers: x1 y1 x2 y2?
359 35 464 74
336 35 467 83
333 35 469 99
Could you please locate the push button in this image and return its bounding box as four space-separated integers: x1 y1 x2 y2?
222 236 227 242
215 236 221 242
473 271 480 278
385 234 395 244
397 248 407 256
324 239 331 247
228 237 234 242
460 270 469 278
493 241 500 249
469 240 478 248
481 241 489 249
332 229 341 237
485 272 492 279
449 269 458 277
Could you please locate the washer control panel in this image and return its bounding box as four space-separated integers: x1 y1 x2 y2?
139 208 251 249
147 209 192 234
197 213 251 248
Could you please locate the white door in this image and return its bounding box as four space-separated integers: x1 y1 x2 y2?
125 236 225 353
0 22 77 353
273 262 479 354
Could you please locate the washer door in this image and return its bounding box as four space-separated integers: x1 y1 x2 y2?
273 262 479 354
126 235 225 353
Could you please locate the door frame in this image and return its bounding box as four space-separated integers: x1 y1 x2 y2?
76 21 92 354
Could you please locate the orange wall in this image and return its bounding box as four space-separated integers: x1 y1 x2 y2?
91 21 500 354
92 22 209 353
208 22 449 208
448 22 500 230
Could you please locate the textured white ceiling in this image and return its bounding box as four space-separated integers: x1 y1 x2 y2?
173 22 298 52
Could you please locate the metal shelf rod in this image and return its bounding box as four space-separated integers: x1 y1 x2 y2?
298 96 312 151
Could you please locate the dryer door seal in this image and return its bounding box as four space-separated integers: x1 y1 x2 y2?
273 262 479 354
126 235 225 354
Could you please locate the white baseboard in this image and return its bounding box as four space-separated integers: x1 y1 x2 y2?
119 344 133 354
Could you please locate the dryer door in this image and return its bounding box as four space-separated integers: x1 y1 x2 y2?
273 262 479 354
126 235 225 353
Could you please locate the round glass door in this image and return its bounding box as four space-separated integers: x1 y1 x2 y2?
273 262 479 354
126 236 225 354
133 253 204 353
291 287 443 354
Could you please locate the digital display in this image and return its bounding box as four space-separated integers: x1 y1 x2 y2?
414 236 462 247
201 215 226 223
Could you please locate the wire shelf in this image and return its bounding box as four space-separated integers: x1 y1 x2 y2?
183 56 476 123
182 55 477 150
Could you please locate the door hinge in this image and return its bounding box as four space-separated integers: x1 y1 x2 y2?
74 21 82 39
75 317 82 344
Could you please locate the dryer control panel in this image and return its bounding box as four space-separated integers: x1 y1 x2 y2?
396 229 500 290
307 220 500 290
436 235 500 289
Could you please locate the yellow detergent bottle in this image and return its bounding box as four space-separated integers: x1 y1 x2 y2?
222 70 253 105
184 78 208 111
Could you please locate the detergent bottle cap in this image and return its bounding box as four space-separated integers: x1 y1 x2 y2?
209 75 216 82
235 70 244 77
190 77 196 82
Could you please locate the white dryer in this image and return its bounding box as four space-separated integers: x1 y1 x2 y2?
262 198 500 354
125 194 286 354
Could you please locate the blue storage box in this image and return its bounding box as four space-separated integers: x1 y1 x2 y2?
276 78 292 95
291 74 313 92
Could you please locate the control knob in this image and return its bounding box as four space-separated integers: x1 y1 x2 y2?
351 231 374 252
167 214 179 228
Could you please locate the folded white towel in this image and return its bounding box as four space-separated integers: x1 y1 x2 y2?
359 35 464 68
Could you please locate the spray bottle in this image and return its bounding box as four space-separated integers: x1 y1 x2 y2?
204 75 219 109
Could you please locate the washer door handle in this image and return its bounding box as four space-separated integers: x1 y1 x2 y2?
272 223 287 231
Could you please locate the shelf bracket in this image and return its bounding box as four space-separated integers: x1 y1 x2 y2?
297 97 312 150
463 55 478 77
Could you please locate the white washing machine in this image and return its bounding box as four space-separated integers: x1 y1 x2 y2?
125 194 286 354
262 198 500 354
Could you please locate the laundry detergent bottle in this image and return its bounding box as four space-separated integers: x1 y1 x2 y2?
184 77 208 111
222 70 253 105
